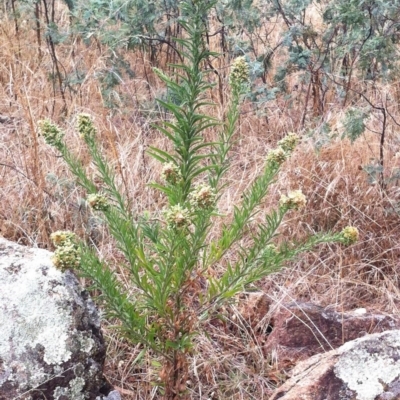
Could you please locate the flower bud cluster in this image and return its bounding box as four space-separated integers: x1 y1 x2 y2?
87 193 109 211
266 133 300 167
77 114 97 142
280 190 307 210
162 162 182 185
189 184 215 209
50 230 76 247
50 230 81 272
265 148 287 166
38 119 64 149
340 226 359 245
278 133 299 153
164 204 191 230
229 57 249 89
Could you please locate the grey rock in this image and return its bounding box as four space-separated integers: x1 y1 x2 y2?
0 237 117 399
97 390 121 400
270 330 400 400
0 114 13 124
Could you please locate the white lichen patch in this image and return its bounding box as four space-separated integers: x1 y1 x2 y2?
334 330 400 400
6 359 48 391
76 330 95 353
0 239 75 388
54 377 86 400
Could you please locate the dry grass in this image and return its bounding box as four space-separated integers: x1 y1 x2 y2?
1 2 400 398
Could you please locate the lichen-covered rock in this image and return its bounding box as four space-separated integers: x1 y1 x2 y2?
264 302 400 367
0 237 116 399
270 330 400 400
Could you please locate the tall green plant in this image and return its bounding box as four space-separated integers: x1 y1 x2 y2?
39 0 358 397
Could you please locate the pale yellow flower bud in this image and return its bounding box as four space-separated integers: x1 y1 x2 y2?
164 204 191 229
189 184 215 209
266 148 287 166
38 119 64 148
50 230 80 271
50 230 77 248
278 133 300 153
87 193 109 211
77 114 97 142
229 56 249 88
280 190 307 210
162 162 182 185
341 226 359 245
52 244 81 271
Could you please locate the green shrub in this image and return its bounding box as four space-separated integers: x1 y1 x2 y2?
40 0 357 397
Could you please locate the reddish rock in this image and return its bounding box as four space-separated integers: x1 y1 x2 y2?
264 302 400 366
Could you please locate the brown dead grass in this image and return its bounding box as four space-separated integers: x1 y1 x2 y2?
1 2 400 398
